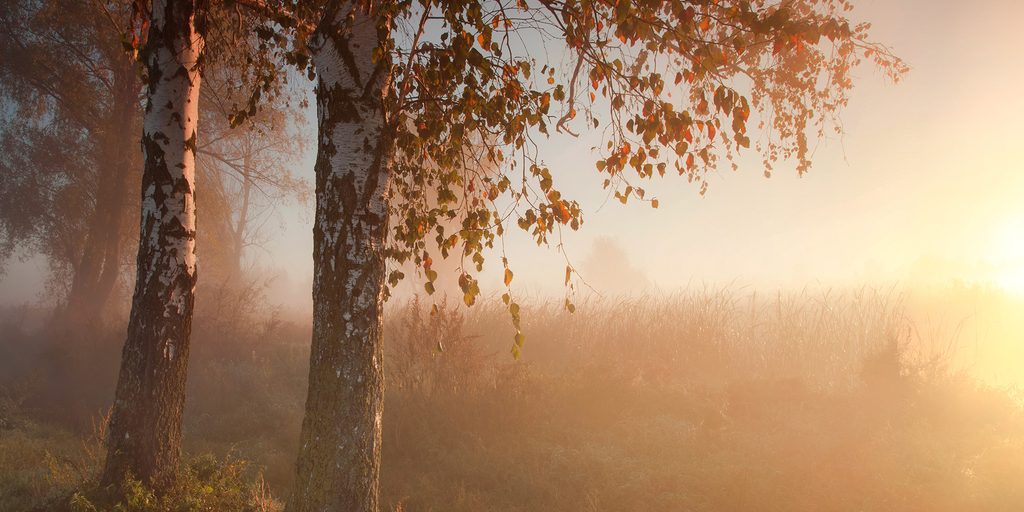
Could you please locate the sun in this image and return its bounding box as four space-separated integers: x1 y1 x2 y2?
989 217 1024 294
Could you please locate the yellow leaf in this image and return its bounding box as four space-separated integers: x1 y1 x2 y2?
504 268 514 286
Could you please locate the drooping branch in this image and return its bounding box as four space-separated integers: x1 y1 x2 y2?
229 0 315 33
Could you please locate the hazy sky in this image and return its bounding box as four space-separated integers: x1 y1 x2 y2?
3 0 1023 308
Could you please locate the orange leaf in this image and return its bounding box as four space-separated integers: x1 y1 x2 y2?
556 202 572 223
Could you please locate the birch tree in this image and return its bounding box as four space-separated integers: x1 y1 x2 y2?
238 0 907 509
101 0 207 489
100 0 310 489
0 0 305 489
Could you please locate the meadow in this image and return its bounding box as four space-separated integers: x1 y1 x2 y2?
1 286 1022 511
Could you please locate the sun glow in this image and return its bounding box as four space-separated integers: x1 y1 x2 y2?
989 217 1024 294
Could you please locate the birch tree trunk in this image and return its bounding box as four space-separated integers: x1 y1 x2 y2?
102 0 205 490
287 4 392 511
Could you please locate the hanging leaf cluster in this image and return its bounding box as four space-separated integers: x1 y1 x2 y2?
235 0 906 355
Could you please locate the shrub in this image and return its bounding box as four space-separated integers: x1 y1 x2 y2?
64 455 279 512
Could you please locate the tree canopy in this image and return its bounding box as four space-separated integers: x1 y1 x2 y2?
0 0 309 318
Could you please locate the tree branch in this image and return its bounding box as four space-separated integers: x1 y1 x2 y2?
229 0 315 34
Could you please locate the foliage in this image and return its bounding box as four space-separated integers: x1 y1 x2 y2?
1 360 279 512
64 455 279 512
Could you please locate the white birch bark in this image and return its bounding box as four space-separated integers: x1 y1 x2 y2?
102 0 205 489
287 3 392 511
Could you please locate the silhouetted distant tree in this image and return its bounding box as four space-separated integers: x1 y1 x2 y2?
198 68 310 280
0 0 144 330
582 236 652 293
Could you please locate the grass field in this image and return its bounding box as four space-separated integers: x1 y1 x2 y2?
1 287 1022 511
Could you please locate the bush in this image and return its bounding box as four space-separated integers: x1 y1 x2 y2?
64 455 279 512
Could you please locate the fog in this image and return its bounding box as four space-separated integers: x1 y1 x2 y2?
1 0 1023 510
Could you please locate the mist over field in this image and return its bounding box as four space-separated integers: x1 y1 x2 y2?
2 0 1023 511
3 285 1023 511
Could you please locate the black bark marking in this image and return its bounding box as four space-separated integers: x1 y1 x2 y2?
331 31 364 89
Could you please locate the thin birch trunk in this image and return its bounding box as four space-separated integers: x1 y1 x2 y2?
287 3 392 511
231 150 252 277
102 0 205 490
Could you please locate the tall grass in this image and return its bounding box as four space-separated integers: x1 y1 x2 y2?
445 286 912 389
